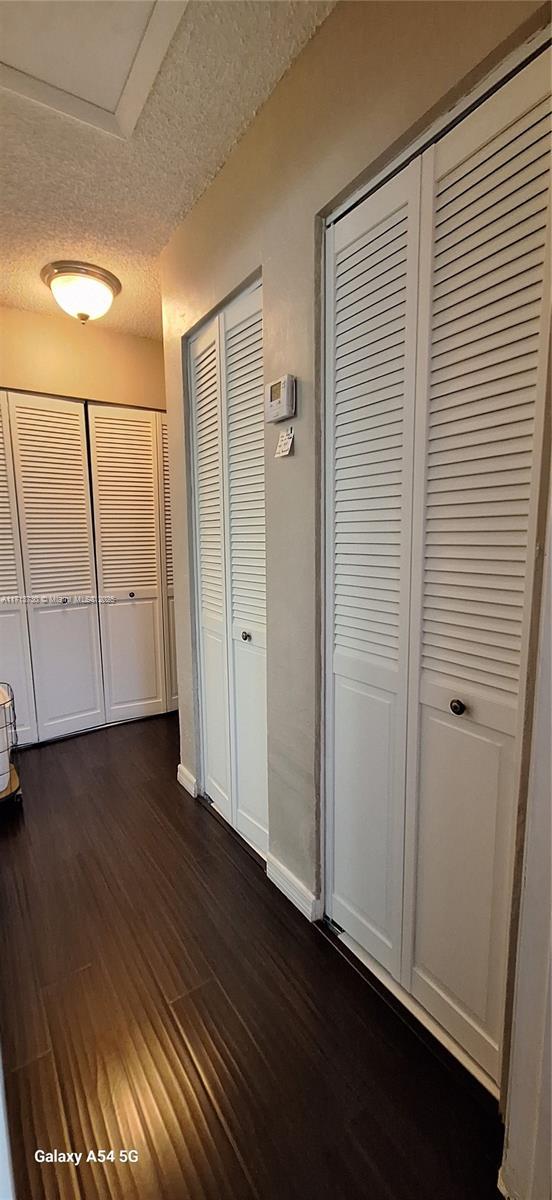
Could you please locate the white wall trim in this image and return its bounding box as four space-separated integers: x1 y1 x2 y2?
266 854 323 921
176 763 197 798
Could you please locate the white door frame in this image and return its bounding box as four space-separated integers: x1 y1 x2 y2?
322 31 551 1089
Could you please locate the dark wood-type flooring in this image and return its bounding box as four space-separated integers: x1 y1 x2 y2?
0 714 503 1200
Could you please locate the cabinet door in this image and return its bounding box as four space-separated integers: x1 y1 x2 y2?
0 392 37 745
221 284 268 854
89 405 165 723
159 415 178 711
326 163 421 976
190 319 232 820
404 53 551 1079
9 393 104 740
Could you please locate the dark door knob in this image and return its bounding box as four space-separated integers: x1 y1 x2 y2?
61 597 68 605
129 591 135 598
241 631 252 641
450 698 466 716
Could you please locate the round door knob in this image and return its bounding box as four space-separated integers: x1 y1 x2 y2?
129 591 135 598
241 631 252 641
450 698 466 716
61 597 68 605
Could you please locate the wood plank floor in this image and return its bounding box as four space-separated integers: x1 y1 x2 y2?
0 714 503 1200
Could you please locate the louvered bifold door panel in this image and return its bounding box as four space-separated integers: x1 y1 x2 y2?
221 284 268 853
89 405 165 722
159 416 177 710
327 162 421 976
190 318 232 820
404 52 551 1080
8 392 104 739
0 392 37 743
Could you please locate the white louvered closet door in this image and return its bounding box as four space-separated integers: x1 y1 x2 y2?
403 52 551 1079
159 416 178 711
190 318 232 821
8 393 104 739
89 406 165 722
221 284 268 853
326 163 421 975
0 392 37 744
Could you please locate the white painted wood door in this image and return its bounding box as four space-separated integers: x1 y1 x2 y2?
8 392 104 740
159 415 178 711
221 285 268 853
403 53 551 1080
326 164 421 976
190 317 232 821
89 405 166 722
0 392 37 745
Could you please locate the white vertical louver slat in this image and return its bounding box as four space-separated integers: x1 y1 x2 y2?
221 284 268 852
0 393 37 743
89 405 165 721
0 395 18 600
159 415 177 709
403 52 551 1079
12 399 93 595
161 420 174 591
327 162 421 976
190 319 232 819
92 411 159 591
8 393 104 739
226 302 265 630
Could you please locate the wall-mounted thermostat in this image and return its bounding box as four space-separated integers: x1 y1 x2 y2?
265 374 296 423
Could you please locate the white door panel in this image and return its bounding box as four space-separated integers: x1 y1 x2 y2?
410 707 514 1077
159 415 178 711
101 596 164 717
221 284 268 853
190 319 232 818
202 625 231 820
30 602 104 737
8 392 104 740
332 674 397 969
89 405 165 722
232 633 268 852
403 51 551 1079
326 162 421 977
0 392 37 745
0 608 36 745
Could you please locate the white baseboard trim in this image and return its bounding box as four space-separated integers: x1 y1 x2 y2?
266 854 323 921
176 763 197 798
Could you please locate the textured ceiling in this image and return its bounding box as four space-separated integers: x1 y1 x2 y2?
0 0 335 339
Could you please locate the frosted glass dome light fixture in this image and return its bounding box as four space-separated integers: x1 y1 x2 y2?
41 261 122 324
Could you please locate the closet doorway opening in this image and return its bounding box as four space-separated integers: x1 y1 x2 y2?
323 48 551 1087
188 281 269 856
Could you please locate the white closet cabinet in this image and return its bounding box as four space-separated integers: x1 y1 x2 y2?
89 405 166 723
326 51 551 1080
190 283 268 853
158 415 178 711
0 393 37 745
9 393 104 740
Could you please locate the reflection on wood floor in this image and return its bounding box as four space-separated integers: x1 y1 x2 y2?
0 715 503 1199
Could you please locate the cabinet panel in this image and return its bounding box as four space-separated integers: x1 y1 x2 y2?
8 393 103 740
89 405 165 722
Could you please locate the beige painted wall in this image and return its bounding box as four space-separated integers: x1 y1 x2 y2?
161 0 547 893
0 306 165 409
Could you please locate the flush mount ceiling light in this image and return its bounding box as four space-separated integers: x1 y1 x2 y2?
40 261 122 324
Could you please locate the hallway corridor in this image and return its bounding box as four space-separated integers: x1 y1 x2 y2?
0 716 502 1199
